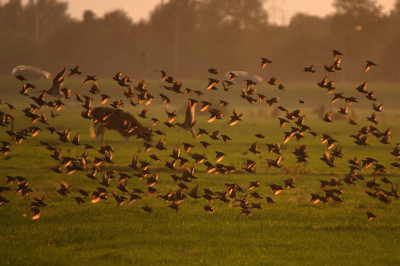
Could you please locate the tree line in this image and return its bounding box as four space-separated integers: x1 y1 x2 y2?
1 0 399 82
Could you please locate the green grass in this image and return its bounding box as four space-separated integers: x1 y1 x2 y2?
1 77 400 265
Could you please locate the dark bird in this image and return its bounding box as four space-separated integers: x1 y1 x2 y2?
372 102 383 112
82 75 97 85
209 130 220 140
356 81 368 94
324 63 336 72
303 65 316 73
206 78 219 90
50 110 60 119
68 65 82 77
338 105 348 115
138 108 148 119
317 77 327 88
266 97 279 107
228 109 242 126
367 113 378 125
320 151 335 167
189 185 201 199
266 197 276 205
142 205 153 214
366 91 376 101
90 82 100 94
261 58 272 69
248 142 261 154
332 50 343 60
265 155 282 168
322 112 333 122
15 74 27 82
365 61 377 72
270 183 284 195
204 205 214 213
221 134 231 144
331 92 345 103
366 212 377 221
268 77 278 85
159 93 171 106
71 133 80 145
208 68 218 75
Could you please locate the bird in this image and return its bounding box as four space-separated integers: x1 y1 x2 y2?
159 93 171 106
367 113 378 124
82 75 97 85
365 91 377 101
324 64 335 72
322 112 333 122
206 78 219 90
366 212 377 221
228 109 242 126
68 65 82 77
270 183 284 195
248 142 261 154
138 108 148 119
320 151 335 167
204 205 214 213
176 99 197 138
44 67 66 98
214 151 227 163
356 81 368 94
372 102 383 112
317 77 327 88
303 65 316 73
332 50 343 60
338 105 348 115
142 205 153 214
265 155 282 168
89 82 100 94
71 133 80 145
209 130 220 140
365 61 377 72
268 77 278 85
15 74 27 82
266 197 276 205
261 58 272 69
208 68 218 74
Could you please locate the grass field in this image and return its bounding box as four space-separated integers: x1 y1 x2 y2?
1 76 400 265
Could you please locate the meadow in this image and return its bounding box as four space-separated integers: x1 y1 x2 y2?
0 75 399 265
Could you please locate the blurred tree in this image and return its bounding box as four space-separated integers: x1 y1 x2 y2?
0 0 398 82
23 0 70 39
274 13 332 81
378 0 400 82
333 0 382 17
0 0 24 31
330 0 387 82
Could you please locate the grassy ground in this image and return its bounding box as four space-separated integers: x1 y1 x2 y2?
0 76 400 265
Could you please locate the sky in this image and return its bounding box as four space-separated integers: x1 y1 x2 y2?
16 0 398 25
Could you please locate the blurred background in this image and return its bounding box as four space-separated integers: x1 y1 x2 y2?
0 0 399 83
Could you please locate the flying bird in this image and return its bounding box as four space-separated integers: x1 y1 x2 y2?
176 99 197 138
365 61 377 72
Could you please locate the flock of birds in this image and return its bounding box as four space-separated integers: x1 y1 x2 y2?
0 49 398 222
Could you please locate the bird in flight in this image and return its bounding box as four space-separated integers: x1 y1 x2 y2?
176 99 197 138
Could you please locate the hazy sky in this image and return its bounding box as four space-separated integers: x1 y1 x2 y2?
17 0 398 25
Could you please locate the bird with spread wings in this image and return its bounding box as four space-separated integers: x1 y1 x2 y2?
46 67 66 98
176 99 197 138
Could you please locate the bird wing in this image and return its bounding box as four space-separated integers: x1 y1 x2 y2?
184 101 195 126
48 68 66 98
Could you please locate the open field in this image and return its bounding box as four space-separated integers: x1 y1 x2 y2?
1 76 400 265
